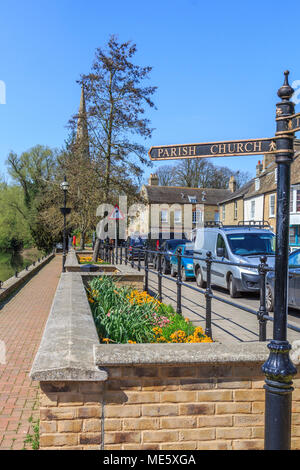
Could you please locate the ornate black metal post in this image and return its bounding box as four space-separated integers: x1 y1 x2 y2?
60 176 71 273
138 250 141 272
125 242 128 266
144 249 149 293
176 248 182 315
257 255 268 341
157 251 162 302
120 244 123 265
262 71 297 450
205 251 213 339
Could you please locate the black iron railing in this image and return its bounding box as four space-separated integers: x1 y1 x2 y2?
98 240 300 341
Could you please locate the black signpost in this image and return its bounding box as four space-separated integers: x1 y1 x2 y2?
149 71 298 450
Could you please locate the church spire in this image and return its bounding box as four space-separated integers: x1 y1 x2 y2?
76 84 89 155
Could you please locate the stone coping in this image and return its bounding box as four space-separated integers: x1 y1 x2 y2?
30 272 108 382
30 267 275 383
0 253 55 302
94 342 270 367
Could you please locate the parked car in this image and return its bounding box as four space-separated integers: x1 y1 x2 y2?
266 249 300 312
193 223 276 298
126 236 148 260
146 231 189 265
153 239 189 274
170 243 195 281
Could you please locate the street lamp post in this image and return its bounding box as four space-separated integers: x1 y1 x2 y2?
60 176 71 273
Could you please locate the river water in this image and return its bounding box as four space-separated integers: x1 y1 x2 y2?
0 249 42 283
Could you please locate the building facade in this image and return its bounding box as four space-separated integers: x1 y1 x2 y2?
219 140 300 249
128 174 232 239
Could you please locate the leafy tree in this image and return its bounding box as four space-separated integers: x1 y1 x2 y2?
71 35 157 258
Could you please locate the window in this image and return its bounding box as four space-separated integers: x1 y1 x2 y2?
297 190 300 212
160 209 168 223
274 168 278 183
174 210 181 224
290 227 297 245
289 250 300 267
250 200 255 219
269 194 276 218
234 201 238 220
290 190 294 213
255 178 260 191
192 210 202 224
222 205 225 220
188 196 197 203
216 234 227 258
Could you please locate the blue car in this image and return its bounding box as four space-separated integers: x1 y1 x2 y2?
170 244 195 281
266 249 300 312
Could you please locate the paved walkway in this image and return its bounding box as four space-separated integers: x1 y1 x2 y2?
0 256 61 450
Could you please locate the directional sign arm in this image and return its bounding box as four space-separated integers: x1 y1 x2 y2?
149 138 278 161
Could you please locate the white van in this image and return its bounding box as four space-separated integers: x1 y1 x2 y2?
193 223 276 297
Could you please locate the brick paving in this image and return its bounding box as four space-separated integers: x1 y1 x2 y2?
0 255 61 450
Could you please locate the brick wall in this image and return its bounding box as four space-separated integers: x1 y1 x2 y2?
39 363 300 450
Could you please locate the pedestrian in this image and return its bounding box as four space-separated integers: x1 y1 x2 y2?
73 235 76 248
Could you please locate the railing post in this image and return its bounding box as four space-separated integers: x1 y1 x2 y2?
258 255 268 341
125 243 128 266
144 249 149 293
138 249 141 272
205 251 213 339
116 244 118 265
120 244 123 265
176 247 182 315
157 251 162 302
131 248 134 268
111 244 114 264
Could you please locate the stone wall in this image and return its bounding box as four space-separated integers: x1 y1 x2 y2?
31 270 300 451
38 362 300 450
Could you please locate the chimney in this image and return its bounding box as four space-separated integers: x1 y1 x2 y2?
148 173 159 186
262 153 275 171
256 160 263 176
228 175 236 193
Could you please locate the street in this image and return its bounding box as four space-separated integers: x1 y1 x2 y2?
144 264 300 346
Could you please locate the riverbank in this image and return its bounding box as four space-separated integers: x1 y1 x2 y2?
0 247 43 283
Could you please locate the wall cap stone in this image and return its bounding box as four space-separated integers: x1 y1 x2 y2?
30 271 107 382
94 342 270 366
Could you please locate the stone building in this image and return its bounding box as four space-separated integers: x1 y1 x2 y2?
128 174 232 239
218 140 300 250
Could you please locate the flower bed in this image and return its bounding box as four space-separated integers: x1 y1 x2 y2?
87 276 212 344
77 255 108 265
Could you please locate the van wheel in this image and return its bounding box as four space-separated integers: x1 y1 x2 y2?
228 274 240 298
196 267 206 288
266 285 274 312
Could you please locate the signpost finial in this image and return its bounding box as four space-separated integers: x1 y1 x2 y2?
277 70 294 101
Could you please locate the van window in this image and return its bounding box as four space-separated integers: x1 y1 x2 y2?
216 234 228 258
226 233 275 256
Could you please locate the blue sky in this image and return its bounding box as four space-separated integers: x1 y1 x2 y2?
0 0 300 182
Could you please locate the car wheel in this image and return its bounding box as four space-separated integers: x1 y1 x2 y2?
228 274 240 298
171 265 176 277
181 267 187 282
266 285 274 312
196 267 206 288
162 259 170 274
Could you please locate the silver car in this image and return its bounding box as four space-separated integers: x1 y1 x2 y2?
193 225 276 298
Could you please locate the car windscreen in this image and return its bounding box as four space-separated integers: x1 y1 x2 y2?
167 240 187 250
289 251 300 267
226 233 275 256
130 238 147 246
184 250 194 257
